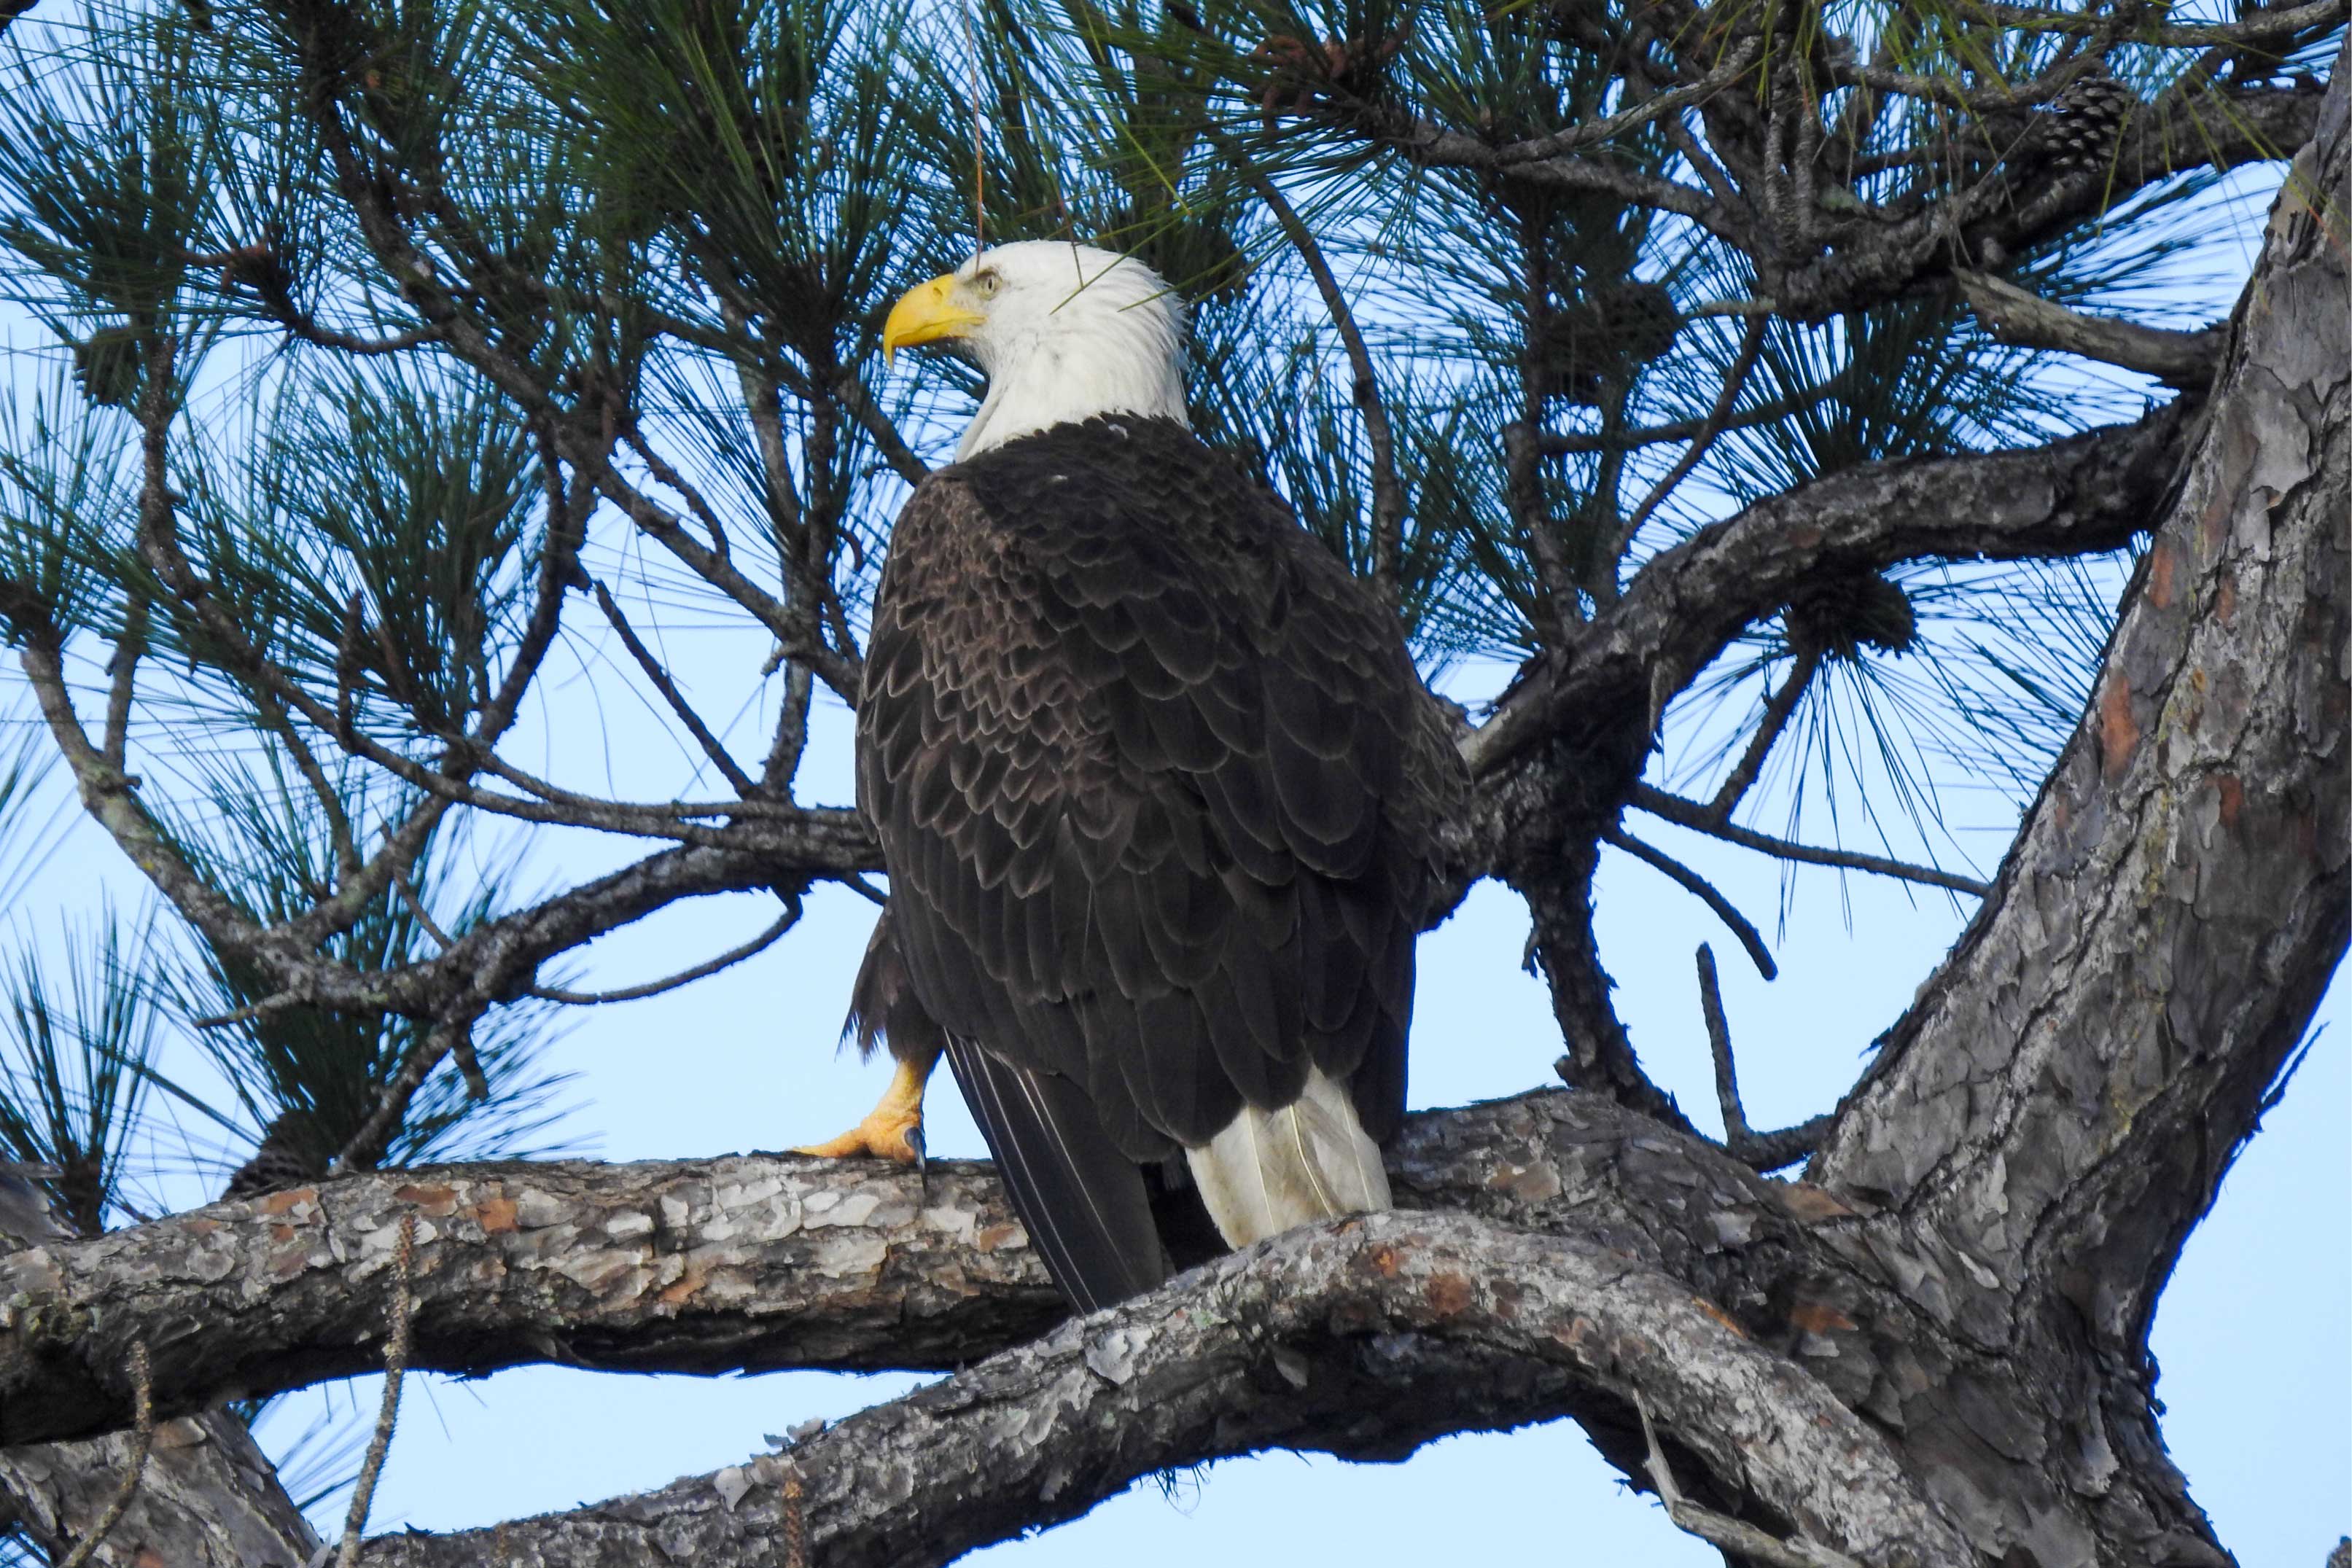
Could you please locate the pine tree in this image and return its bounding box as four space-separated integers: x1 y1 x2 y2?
0 1 2340 1563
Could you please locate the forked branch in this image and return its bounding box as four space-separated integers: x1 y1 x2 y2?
1630 784 1990 897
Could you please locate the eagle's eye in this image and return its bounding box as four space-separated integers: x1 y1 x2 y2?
970 268 1004 300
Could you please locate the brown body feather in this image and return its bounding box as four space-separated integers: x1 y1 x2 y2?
852 413 1462 1311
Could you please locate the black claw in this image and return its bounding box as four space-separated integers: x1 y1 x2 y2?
906 1124 927 1190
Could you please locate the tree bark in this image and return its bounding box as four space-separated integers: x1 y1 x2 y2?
0 1155 1057 1446
1802 68 2349 1564
0 1089 1877 1448
0 1413 321 1568
355 1209 1973 1568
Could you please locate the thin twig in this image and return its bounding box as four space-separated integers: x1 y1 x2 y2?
173 253 452 356
529 897 801 1005
1635 1392 1865 1568
1694 945 1831 1172
1763 63 1797 249
191 989 314 1030
100 592 148 769
1510 209 1582 638
1708 644 1822 822
387 860 454 952
336 1212 417 1568
591 579 759 796
1614 312 1769 555
1541 364 1850 455
1629 784 1990 897
963 0 984 251
1697 943 1753 1146
331 1015 470 1175
1374 112 1732 233
1492 39 1761 165
832 373 930 488
334 590 366 744
54 1342 153 1568
1605 828 1779 981
720 306 808 537
621 426 733 562
382 861 486 1099
257 684 362 880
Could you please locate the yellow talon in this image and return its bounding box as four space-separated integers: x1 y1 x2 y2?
793 1055 930 1164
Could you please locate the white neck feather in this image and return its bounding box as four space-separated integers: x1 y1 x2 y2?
955 279 1190 459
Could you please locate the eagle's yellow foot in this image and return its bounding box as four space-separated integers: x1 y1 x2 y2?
793 1109 924 1163
793 1056 928 1166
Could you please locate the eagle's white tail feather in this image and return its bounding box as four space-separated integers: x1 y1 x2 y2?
1284 1101 1340 1217
1186 1066 1392 1248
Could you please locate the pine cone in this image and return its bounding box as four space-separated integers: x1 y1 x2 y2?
1785 569 1915 662
72 327 143 408
223 1112 329 1200
2041 68 2137 176
1534 281 1681 405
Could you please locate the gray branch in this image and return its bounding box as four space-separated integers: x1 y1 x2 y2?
0 1154 1059 1447
354 1210 1972 1568
1463 402 2189 779
0 1411 322 1568
1956 269 2225 389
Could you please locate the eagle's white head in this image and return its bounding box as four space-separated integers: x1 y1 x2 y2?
881 241 1189 461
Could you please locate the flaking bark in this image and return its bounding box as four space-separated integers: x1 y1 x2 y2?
355 1209 1974 1568
1806 68 2350 1564
0 1088 2012 1473
0 1155 1057 1446
0 1411 321 1568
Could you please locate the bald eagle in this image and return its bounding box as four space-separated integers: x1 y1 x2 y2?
797 241 1463 1313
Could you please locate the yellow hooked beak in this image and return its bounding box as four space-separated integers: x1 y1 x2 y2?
881 273 984 365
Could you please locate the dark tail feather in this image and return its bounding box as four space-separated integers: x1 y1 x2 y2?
945 1038 1169 1314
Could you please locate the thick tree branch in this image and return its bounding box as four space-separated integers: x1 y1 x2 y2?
1786 82 2345 1564
1775 79 2328 321
0 1411 322 1568
0 1154 1056 1446
1514 857 1701 1136
1955 269 2225 389
354 1209 1971 1568
1463 402 2190 780
0 1088 1909 1449
10 1073 2272 1562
